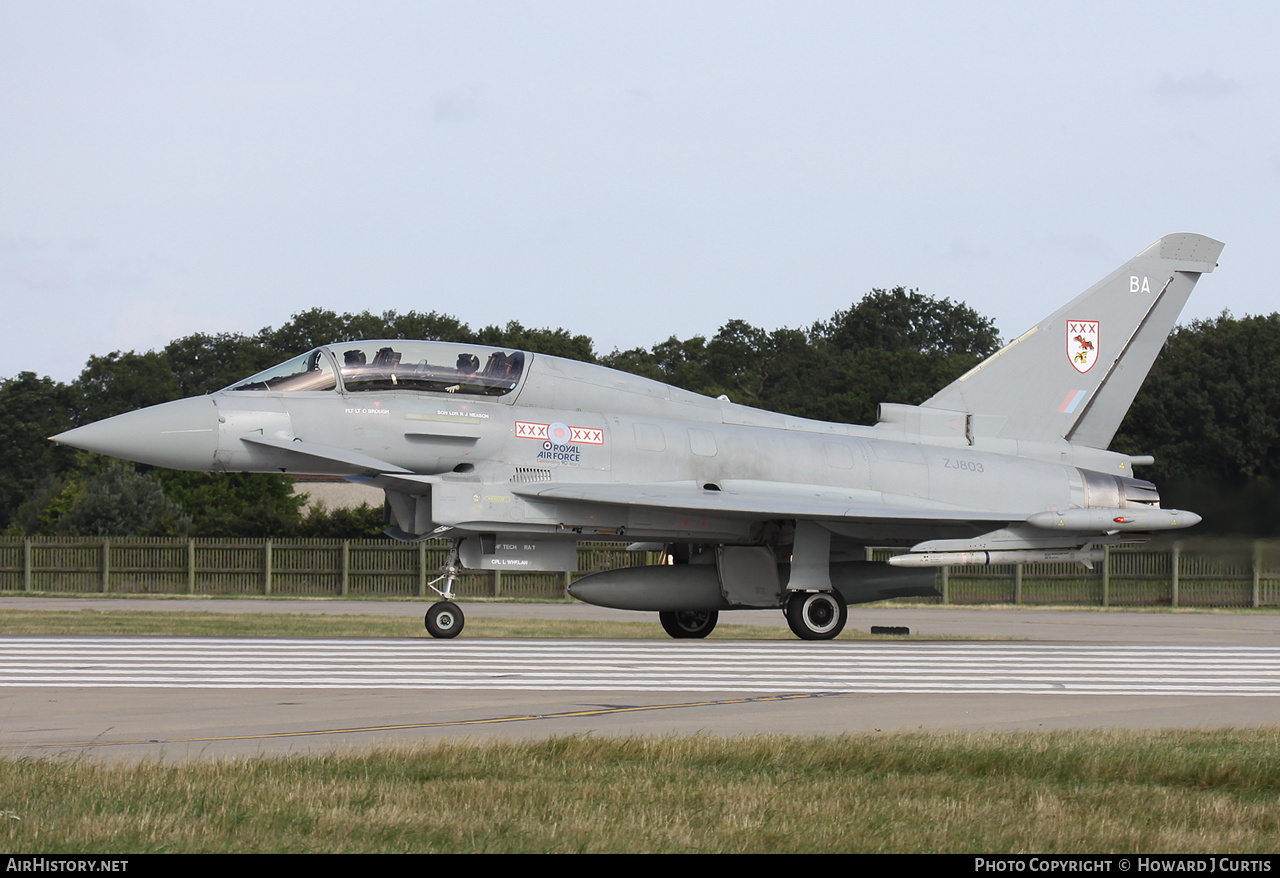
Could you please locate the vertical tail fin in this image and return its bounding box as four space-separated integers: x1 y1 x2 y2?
922 233 1224 448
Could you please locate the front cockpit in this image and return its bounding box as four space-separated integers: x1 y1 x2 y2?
224 340 527 398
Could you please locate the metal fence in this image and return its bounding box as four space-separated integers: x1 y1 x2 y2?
2 537 1278 607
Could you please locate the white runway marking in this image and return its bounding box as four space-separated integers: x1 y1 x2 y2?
3 637 1280 696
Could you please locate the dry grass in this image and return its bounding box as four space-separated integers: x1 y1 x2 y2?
1 731 1278 853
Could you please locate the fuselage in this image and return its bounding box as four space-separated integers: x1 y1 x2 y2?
57 339 1156 551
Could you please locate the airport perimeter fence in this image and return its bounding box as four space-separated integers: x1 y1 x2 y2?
1 537 1278 607
0 538 653 600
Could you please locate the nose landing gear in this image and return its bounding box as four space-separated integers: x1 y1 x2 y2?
424 541 465 639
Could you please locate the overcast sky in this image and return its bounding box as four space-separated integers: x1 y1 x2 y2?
2 1 1276 384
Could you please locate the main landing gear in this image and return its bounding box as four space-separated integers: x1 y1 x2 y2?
424 541 465 639
659 610 719 639
784 590 847 641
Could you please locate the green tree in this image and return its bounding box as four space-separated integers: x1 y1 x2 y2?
298 503 386 539
811 287 1000 356
475 320 597 362
259 308 476 354
601 287 1001 422
0 372 76 529
258 308 359 353
1116 312 1280 535
704 319 769 402
57 464 190 537
154 471 308 537
601 335 710 389
378 310 473 345
1118 313 1280 484
4 475 73 536
164 331 273 397
72 350 180 424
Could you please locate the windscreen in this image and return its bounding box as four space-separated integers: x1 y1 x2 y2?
224 349 337 392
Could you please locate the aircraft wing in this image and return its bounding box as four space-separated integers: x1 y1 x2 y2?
510 480 1019 526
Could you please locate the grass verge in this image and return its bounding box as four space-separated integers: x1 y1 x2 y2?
1 730 1278 853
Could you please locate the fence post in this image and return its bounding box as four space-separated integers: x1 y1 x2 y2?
418 542 427 597
341 540 350 596
1013 563 1023 604
264 539 273 596
187 539 196 594
1101 545 1110 607
101 538 110 593
1170 542 1180 607
493 569 502 597
22 539 31 592
940 566 949 604
1253 540 1262 609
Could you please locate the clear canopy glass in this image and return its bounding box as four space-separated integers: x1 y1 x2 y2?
224 348 337 392
224 340 526 397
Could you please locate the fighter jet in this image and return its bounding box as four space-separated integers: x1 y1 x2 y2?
53 233 1222 640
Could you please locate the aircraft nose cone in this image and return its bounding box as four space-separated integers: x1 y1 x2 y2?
52 396 219 471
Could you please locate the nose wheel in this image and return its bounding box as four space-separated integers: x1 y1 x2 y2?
424 540 466 640
425 601 464 639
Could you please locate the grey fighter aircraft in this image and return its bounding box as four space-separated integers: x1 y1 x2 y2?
53 233 1222 640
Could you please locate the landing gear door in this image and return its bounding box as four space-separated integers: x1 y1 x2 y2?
458 537 578 572
715 546 781 608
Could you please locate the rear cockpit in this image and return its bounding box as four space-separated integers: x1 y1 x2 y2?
224 340 527 397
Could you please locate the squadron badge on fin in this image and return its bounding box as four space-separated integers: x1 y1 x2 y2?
1068 320 1099 374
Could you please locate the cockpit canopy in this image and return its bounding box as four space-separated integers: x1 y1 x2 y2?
224 340 526 397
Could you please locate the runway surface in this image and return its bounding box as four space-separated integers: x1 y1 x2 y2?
6 637 1280 696
1 600 1278 760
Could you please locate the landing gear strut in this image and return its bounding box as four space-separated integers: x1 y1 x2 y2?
659 609 719 639
785 590 847 641
424 541 465 639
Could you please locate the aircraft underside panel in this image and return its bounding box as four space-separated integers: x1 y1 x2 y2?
458 536 579 572
384 488 434 540
715 546 781 607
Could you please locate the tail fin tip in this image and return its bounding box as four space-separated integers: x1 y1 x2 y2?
1140 233 1224 272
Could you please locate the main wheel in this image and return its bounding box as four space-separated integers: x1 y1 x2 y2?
659 609 719 639
425 601 464 639
784 591 847 640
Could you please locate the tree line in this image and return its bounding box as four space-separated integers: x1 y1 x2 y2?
2 291 1276 537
